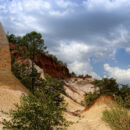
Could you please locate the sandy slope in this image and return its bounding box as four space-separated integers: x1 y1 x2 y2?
65 96 113 130
63 78 113 130
0 23 28 129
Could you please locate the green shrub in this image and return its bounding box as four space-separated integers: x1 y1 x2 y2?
116 85 130 108
94 78 119 95
12 63 42 91
1 88 70 130
45 74 65 94
70 72 76 76
114 95 130 109
85 93 99 107
102 107 130 130
85 78 130 109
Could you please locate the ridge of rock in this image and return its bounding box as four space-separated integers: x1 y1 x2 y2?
0 23 28 113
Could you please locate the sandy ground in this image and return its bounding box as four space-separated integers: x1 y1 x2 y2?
64 96 113 130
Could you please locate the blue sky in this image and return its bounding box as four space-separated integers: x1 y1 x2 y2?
0 0 130 84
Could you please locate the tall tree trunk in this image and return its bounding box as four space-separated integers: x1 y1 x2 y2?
32 60 34 93
32 47 35 93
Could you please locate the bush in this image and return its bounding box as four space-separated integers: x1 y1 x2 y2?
102 107 130 130
116 85 130 108
85 78 130 109
1 88 70 130
3 63 70 129
12 63 42 91
45 74 65 94
85 92 99 107
94 78 119 95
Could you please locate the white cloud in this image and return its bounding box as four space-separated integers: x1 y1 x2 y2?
104 64 130 84
83 0 130 11
50 41 100 79
23 0 51 10
126 48 130 53
49 9 72 16
50 41 90 63
55 0 78 8
102 27 128 46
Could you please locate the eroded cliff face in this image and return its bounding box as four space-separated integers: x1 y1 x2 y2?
9 42 70 79
0 23 28 110
34 55 70 79
0 23 28 129
0 23 11 76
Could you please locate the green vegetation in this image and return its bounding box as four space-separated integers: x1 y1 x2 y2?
8 32 47 92
86 78 130 130
5 61 69 129
23 32 47 92
7 33 67 68
85 92 99 107
84 78 130 129
8 32 69 92
94 78 119 95
1 87 69 130
85 78 130 108
1 65 70 129
115 85 130 108
70 72 76 76
102 107 130 130
78 74 92 78
12 63 43 91
85 78 118 107
45 74 65 95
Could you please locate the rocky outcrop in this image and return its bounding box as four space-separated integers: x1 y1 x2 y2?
0 23 28 129
34 55 70 79
64 77 97 105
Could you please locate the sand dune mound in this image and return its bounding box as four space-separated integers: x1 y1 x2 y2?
83 95 114 112
65 95 114 130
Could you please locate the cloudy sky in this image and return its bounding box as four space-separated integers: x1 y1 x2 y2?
0 0 130 84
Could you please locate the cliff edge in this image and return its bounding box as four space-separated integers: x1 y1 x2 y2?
0 23 28 129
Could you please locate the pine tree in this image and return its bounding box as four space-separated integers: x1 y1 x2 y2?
23 32 47 92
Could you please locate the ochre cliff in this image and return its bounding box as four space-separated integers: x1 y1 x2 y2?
9 42 70 79
34 55 69 79
0 23 28 129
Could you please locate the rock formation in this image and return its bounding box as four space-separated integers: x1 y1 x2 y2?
34 55 70 79
0 23 28 129
64 77 95 104
0 23 28 92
